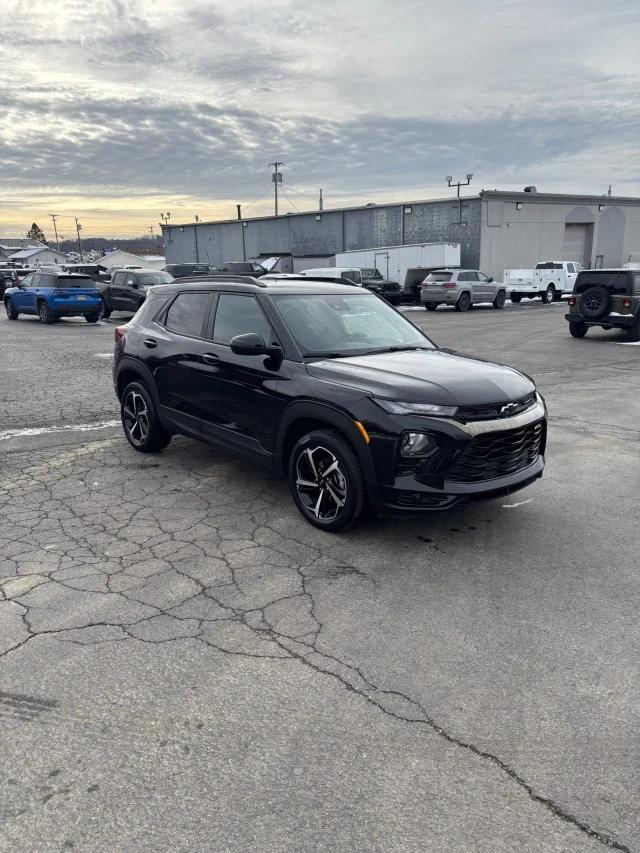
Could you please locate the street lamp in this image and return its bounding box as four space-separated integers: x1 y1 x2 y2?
446 174 473 224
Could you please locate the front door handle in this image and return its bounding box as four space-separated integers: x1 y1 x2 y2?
202 353 220 365
143 338 157 348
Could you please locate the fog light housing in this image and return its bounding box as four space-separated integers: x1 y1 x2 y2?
400 432 436 456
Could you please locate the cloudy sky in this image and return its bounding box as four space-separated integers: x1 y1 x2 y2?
1 0 638 239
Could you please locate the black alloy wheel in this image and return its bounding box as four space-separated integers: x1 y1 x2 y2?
580 286 610 320
289 430 365 532
493 290 506 309
121 381 172 453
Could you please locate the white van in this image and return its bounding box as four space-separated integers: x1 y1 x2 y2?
301 267 363 286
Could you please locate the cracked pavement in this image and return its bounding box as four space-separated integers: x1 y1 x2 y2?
0 308 639 852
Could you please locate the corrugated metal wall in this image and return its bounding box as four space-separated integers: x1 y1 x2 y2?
164 199 482 268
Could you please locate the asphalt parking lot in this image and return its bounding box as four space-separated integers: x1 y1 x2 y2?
1 301 639 852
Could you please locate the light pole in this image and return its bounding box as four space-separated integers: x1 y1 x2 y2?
270 162 284 215
446 174 473 224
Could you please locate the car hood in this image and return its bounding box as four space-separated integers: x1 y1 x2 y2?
306 348 535 406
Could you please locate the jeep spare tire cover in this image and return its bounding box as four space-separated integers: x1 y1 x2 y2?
580 286 610 320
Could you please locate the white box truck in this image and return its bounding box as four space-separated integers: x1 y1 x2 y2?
334 242 461 299
504 261 583 303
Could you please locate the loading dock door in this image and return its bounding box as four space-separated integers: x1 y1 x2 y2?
562 224 589 266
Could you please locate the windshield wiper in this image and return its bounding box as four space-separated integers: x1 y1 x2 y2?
361 345 428 354
303 351 348 358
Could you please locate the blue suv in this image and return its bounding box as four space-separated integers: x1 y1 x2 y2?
4 270 103 324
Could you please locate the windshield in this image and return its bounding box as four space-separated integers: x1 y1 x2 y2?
360 268 382 279
54 276 94 288
425 272 453 281
535 262 562 269
272 293 434 357
138 273 173 286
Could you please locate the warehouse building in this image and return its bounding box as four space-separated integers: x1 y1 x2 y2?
162 190 640 280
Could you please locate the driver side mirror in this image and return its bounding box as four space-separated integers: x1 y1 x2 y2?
230 332 282 360
488 276 494 282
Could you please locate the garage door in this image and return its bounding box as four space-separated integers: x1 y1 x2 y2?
562 224 589 265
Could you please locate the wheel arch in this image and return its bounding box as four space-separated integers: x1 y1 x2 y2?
115 356 158 403
274 402 375 481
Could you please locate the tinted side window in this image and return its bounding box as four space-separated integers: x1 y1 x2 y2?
165 292 210 337
21 274 34 287
213 294 273 345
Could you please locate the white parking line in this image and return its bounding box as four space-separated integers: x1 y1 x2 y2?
0 420 120 441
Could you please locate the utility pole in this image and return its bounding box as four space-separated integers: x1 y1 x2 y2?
48 214 60 251
319 189 323 211
149 225 155 239
446 174 473 225
75 218 84 261
270 162 284 216
236 204 242 220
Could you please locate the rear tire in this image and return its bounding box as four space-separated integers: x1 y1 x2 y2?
626 314 640 342
569 321 588 338
120 381 172 453
38 301 54 324
425 304 437 311
455 292 471 312
85 312 100 323
5 299 18 320
100 300 112 319
510 293 522 303
492 290 506 309
542 285 555 304
288 429 365 532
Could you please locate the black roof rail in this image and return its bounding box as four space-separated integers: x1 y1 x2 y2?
173 274 268 287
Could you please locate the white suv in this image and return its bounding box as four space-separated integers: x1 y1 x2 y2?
420 269 507 312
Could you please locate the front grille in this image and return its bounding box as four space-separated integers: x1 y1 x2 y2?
447 421 544 483
456 392 536 422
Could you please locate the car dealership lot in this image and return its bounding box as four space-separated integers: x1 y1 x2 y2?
1 306 638 852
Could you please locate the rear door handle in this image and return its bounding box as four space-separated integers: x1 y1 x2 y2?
202 353 219 364
143 338 157 348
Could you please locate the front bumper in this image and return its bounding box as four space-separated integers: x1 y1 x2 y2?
354 397 547 515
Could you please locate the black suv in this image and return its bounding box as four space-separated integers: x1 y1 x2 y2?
97 268 173 318
566 269 640 340
162 263 213 278
113 278 546 531
360 268 402 304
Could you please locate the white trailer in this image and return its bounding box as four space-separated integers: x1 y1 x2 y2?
504 260 583 303
334 242 460 297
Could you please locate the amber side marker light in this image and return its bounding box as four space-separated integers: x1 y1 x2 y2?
354 421 370 443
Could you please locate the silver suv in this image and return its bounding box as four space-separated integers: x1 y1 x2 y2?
420 269 507 312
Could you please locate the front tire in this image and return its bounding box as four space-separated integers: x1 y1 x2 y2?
455 292 471 312
542 285 555 304
288 430 365 532
5 299 18 320
425 303 438 311
510 293 522 303
85 312 100 323
100 300 112 319
492 290 506 309
569 321 588 338
38 300 54 324
120 381 172 453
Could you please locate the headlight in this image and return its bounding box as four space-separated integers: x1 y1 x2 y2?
374 399 458 417
400 432 437 456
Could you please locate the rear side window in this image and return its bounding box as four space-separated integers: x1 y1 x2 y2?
212 294 273 344
165 292 210 337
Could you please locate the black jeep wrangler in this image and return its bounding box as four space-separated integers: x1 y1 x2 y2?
565 269 640 341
